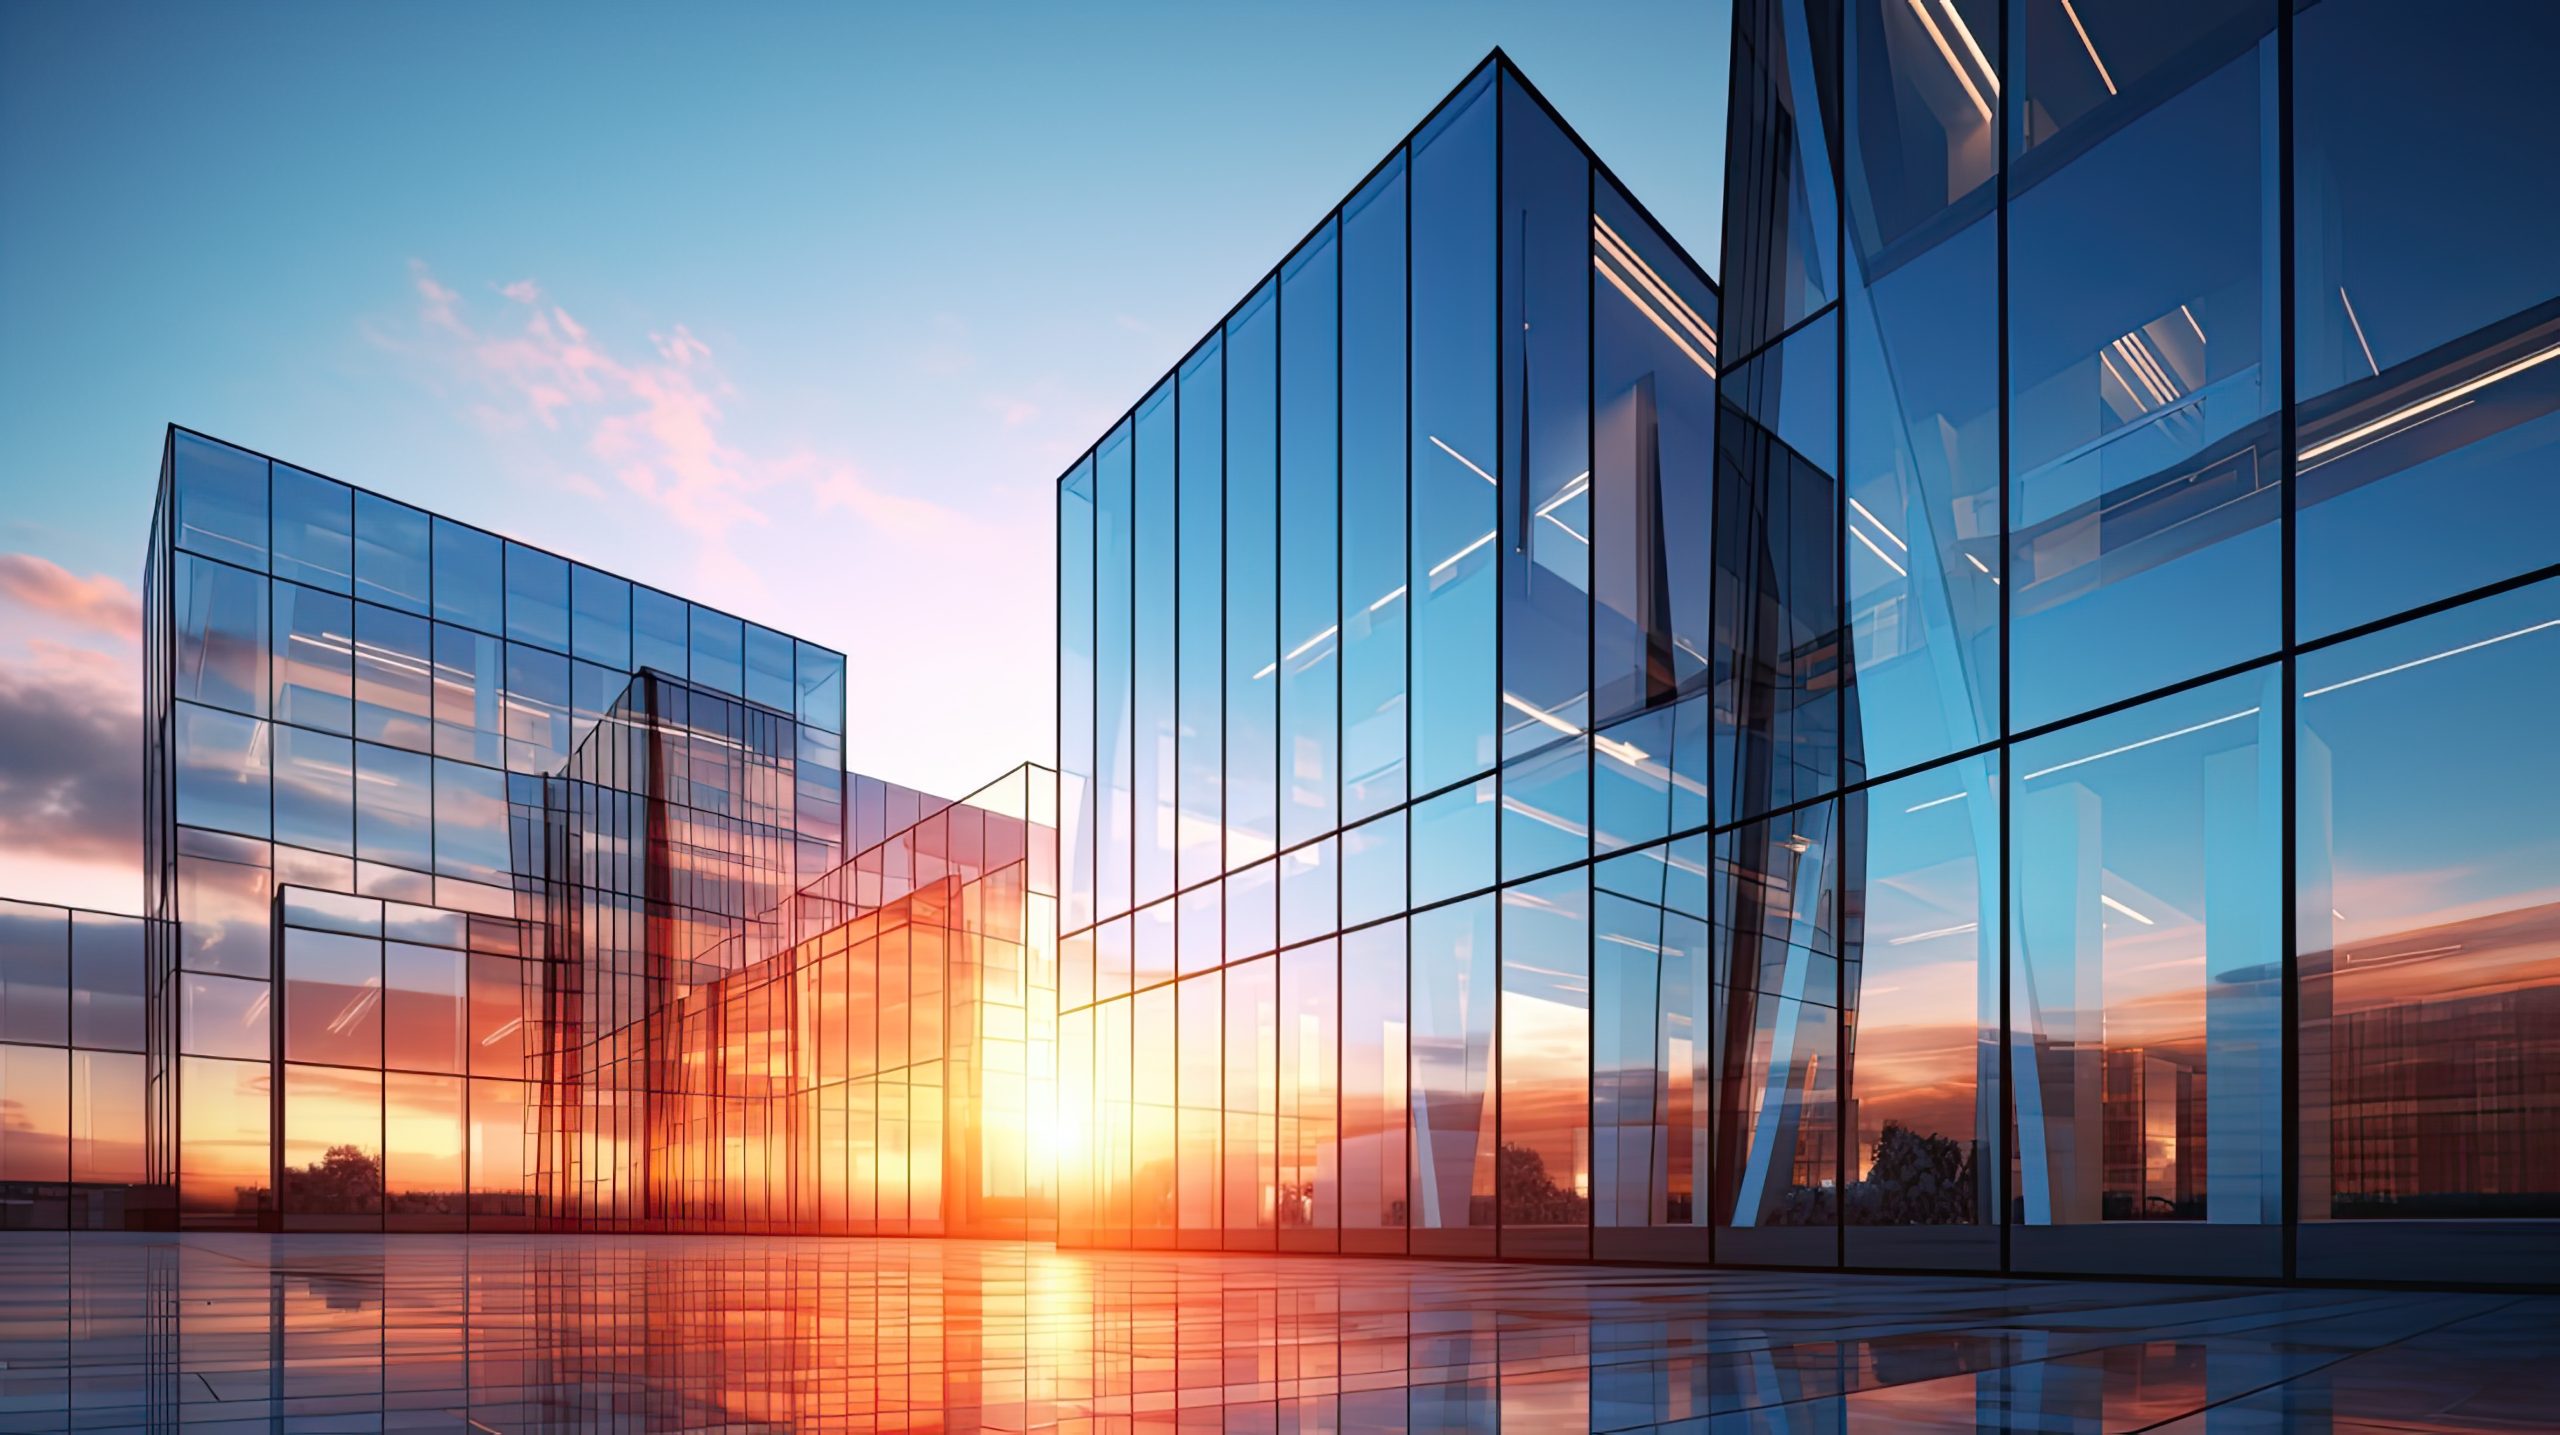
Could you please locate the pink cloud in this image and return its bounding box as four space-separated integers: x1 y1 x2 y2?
0 553 141 642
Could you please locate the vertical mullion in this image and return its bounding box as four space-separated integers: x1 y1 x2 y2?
1995 0 2015 1279
2276 0 2301 1280
1401 135 1416 1257
1490 62 1506 1253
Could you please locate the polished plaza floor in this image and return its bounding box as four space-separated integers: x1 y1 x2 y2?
0 1234 2549 1432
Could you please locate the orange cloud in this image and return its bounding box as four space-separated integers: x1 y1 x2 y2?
0 553 141 643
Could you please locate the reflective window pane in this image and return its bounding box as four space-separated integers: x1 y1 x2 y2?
745 623 793 712
632 585 689 677
69 912 145 1052
1500 871 1590 1251
385 1071 465 1223
272 581 353 734
270 463 351 593
172 431 267 570
353 602 432 751
353 491 430 615
570 563 631 670
1060 456 1097 931
430 517 503 635
179 1055 271 1219
1225 286 1280 870
284 1063 382 1217
433 759 511 887
181 972 269 1060
175 702 269 839
1724 0 1841 359
502 541 568 652
355 742 433 872
431 622 503 766
385 942 466 1074
1410 777 1495 909
1341 920 1408 1241
0 901 68 1045
1341 156 1408 823
1280 224 1340 848
689 605 743 697
1133 382 1178 902
1410 894 1496 1250
1278 940 1338 1240
176 553 268 716
273 725 354 857
285 927 382 1068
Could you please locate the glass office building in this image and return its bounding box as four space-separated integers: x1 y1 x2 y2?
132 426 1059 1235
0 901 150 1228
1057 29 2560 1287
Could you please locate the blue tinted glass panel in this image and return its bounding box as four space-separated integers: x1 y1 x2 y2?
2294 0 2560 638
1060 456 1097 931
1410 893 1496 1244
1499 870 1589 1242
1280 224 1340 849
1176 342 1224 888
744 624 794 712
1224 859 1276 963
1724 0 1841 359
1410 78 1499 794
1845 0 1996 258
1341 811 1405 931
1279 837 1336 951
431 623 503 767
1095 420 1135 917
1844 214 1999 778
796 641 844 735
1592 694 1711 855
2007 24 2278 730
356 742 434 872
1225 284 1280 870
270 463 351 593
1133 382 1178 904
353 492 429 615
175 702 269 839
1501 78 1592 762
273 726 354 857
2297 580 2560 1220
2009 667 2281 1246
569 564 631 670
430 518 503 635
0 902 68 1046
1341 919 1407 1236
1410 776 1495 909
687 606 743 696
1502 737 1587 882
173 432 268 570
632 585 688 677
433 759 511 887
1341 158 1409 825
272 581 352 734
175 554 269 717
502 542 568 652
69 914 146 1053
353 602 432 751
1593 180 1719 725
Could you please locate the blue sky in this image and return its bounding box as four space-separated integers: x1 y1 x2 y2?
0 1 1728 909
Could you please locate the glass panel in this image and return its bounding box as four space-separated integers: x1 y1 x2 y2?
71 1050 146 1186
468 953 525 1079
1132 983 1175 1240
353 491 429 615
1176 341 1225 888
632 585 689 677
1177 882 1221 977
270 463 351 594
502 541 568 652
1502 737 1589 881
432 622 503 766
180 972 269 1061
1341 811 1406 931
1411 893 1496 1242
1844 213 2000 779
1177 971 1221 1239
285 927 382 1067
2293 1 2560 639
1342 920 1408 1236
1133 898 1174 993
2011 0 2265 157
355 742 433 872
176 844 272 975
1060 455 1097 932
1411 776 1496 909
1593 179 1720 724
70 912 146 1052
1279 838 1336 951
1342 155 1409 823
1500 871 1590 1245
1226 282 1280 869
1592 695 1712 855
2010 667 2282 1231
272 581 353 734
2006 6 2279 729
1133 382 1178 903
176 553 268 716
175 702 269 839
688 605 743 696
1724 0 1842 359
0 1045 68 1183
795 641 844 735
179 1055 271 1217
1714 315 1841 825
273 725 354 857
1411 73 1499 794
1093 917 1129 1005
385 942 465 1075
1501 76 1593 770
745 623 794 712
430 517 503 635
385 1071 465 1221
1592 841 1714 1230
0 901 68 1045
470 1078 529 1216
1846 760 2000 1237
503 643 570 774
1095 420 1135 916
1280 224 1341 849
432 759 511 889
284 1063 382 1216
1279 940 1338 1237
1223 954 1276 1244
570 564 631 670
1845 0 1997 257
353 602 432 751
2298 580 2560 1220
172 431 267 569
1714 806 1845 1246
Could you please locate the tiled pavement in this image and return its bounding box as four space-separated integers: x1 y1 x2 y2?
0 1234 2549 1431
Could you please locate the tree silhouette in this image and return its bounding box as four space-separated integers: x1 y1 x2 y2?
1845 1122 1976 1225
283 1144 384 1214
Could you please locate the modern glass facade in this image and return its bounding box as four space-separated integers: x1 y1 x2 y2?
109 426 1062 1235
1057 34 2560 1287
0 901 150 1228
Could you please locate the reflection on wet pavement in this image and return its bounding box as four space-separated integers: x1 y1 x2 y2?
0 1234 2549 1431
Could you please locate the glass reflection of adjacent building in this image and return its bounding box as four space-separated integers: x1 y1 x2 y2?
1056 25 2560 1286
130 426 1055 1235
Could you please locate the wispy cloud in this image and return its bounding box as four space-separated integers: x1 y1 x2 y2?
0 640 141 907
0 554 141 642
